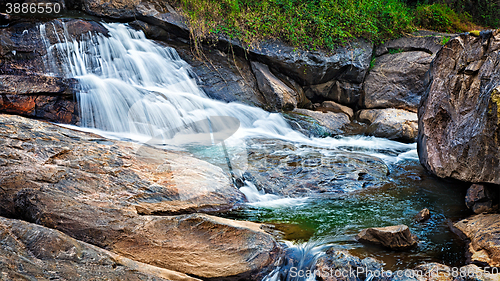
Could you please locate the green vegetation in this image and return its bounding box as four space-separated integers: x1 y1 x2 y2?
440 36 450 45
388 48 404 54
413 3 474 32
172 0 497 50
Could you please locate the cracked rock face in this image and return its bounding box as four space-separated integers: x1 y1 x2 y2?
418 30 500 184
0 114 279 280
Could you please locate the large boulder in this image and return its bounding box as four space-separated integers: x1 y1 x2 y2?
362 31 451 112
418 30 500 184
0 114 280 279
305 80 362 107
356 225 418 250
453 214 500 267
251 61 301 111
357 109 418 142
243 138 389 197
249 39 373 86
362 51 433 112
0 217 198 281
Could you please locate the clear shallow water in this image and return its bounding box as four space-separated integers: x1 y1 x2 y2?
41 20 471 275
223 160 470 271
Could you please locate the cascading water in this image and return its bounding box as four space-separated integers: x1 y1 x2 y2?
40 21 417 163
36 21 456 280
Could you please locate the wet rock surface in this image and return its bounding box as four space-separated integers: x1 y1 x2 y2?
251 61 301 111
453 213 500 267
0 216 198 281
418 30 500 184
315 250 385 281
243 139 389 197
414 208 431 222
0 114 280 279
465 184 499 214
356 225 418 250
292 108 351 136
358 109 418 142
0 19 109 124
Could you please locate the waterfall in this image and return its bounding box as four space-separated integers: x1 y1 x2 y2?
40 21 417 163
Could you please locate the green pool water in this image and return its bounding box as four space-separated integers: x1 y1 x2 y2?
222 160 471 271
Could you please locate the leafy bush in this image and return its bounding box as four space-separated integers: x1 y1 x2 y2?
413 3 473 32
176 0 415 50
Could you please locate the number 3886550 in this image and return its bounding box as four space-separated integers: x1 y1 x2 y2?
6 3 62 14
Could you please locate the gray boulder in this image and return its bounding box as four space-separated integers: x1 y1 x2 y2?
362 51 432 112
306 80 362 106
357 109 418 142
251 61 302 110
418 30 500 184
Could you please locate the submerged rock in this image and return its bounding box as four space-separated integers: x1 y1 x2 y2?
418 30 500 184
465 184 498 214
0 216 198 281
315 250 385 281
453 214 500 267
243 138 389 197
356 225 418 250
357 109 418 142
0 114 279 279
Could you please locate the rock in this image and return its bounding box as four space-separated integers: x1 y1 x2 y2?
314 249 385 281
306 80 363 106
249 39 373 86
0 114 280 279
362 51 432 112
292 108 350 135
356 225 418 250
375 30 452 57
357 109 418 142
318 101 354 118
243 138 389 197
465 184 498 214
170 40 268 109
0 19 109 124
453 214 500 267
455 264 500 281
0 216 198 281
251 61 300 111
415 208 431 222
418 30 500 184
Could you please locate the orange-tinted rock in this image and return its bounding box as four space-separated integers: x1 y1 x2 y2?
356 225 418 250
0 114 279 279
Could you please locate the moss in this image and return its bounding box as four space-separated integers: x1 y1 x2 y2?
491 87 500 123
470 30 481 36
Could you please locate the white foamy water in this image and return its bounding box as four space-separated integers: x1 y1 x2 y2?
40 21 417 207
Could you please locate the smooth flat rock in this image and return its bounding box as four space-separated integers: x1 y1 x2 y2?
243 138 389 197
0 114 279 279
0 217 198 281
454 214 500 267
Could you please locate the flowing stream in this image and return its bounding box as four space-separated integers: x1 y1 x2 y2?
40 21 469 279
